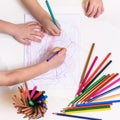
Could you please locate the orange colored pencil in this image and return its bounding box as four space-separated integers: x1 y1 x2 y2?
80 73 119 103
83 52 111 89
76 74 110 104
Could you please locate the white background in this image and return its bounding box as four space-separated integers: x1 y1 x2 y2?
0 0 120 120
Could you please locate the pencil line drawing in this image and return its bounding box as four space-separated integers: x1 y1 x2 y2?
24 14 81 89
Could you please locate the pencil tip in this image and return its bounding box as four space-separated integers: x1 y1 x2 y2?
52 113 56 115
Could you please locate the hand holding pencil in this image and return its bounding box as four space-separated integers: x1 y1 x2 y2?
46 47 67 69
45 0 61 36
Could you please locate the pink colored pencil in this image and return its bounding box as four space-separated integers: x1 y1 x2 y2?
30 86 37 99
92 78 120 98
76 56 98 95
83 52 111 89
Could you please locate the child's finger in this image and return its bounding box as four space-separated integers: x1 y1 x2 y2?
94 7 103 18
21 39 31 45
29 36 42 43
47 47 62 58
86 4 94 16
27 21 39 26
89 6 97 17
52 27 61 36
57 48 67 56
56 20 61 30
52 47 62 52
83 0 89 12
32 31 44 38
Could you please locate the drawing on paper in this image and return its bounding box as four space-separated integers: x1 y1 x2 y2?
24 14 81 89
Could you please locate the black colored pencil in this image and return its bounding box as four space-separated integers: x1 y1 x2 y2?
82 60 112 93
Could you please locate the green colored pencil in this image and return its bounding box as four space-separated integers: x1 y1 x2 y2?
45 0 58 27
64 105 110 112
69 75 107 105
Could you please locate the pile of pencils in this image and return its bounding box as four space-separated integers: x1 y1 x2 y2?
60 43 120 117
12 83 48 120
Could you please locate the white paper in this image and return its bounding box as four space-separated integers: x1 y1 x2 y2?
24 14 81 89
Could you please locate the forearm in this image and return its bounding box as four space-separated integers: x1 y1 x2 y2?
0 61 50 86
21 0 48 22
0 20 16 36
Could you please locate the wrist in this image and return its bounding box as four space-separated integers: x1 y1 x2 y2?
36 10 51 23
0 20 16 36
41 60 56 71
7 23 18 36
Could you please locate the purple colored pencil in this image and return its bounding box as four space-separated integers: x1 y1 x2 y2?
47 51 59 61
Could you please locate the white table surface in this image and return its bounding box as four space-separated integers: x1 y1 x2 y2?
0 0 120 120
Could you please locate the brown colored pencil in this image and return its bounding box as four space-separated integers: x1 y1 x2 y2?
79 43 95 85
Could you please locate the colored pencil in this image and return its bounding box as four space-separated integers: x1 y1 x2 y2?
45 0 58 27
83 52 111 89
79 43 95 85
32 91 42 101
76 56 98 95
24 81 31 101
87 85 120 102
46 51 59 61
93 93 120 102
80 73 119 103
30 86 37 99
78 75 110 103
68 75 106 106
63 103 112 110
64 108 111 114
92 77 120 98
76 102 112 107
53 112 102 120
64 105 111 112
82 60 112 93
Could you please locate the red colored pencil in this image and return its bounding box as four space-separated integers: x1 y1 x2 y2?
80 73 119 103
83 53 111 89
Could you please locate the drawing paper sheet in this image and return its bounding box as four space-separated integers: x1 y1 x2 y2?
24 14 81 89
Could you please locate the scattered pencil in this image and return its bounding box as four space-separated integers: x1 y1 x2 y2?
61 44 120 119
79 43 95 85
52 112 102 120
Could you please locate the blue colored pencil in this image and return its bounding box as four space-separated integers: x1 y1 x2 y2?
76 102 112 107
53 113 102 120
87 85 120 102
76 100 120 107
45 0 58 27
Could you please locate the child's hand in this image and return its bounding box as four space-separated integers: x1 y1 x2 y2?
82 0 104 18
47 47 66 69
13 22 44 45
40 14 61 36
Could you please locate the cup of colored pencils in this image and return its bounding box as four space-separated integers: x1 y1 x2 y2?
12 85 48 120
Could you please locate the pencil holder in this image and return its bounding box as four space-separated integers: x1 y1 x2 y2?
12 86 48 120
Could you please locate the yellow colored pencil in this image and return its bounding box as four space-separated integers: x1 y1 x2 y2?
64 108 111 114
